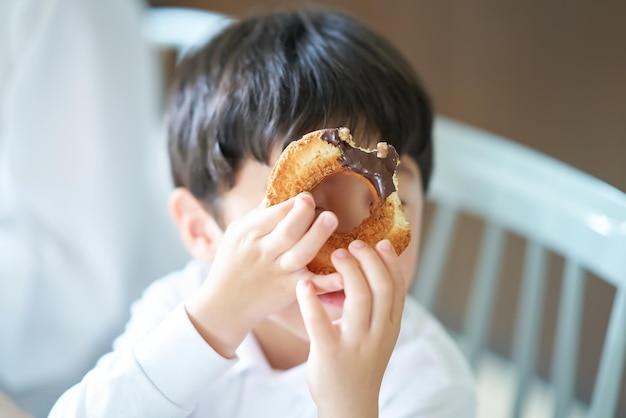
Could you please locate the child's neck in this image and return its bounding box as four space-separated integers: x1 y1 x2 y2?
253 319 310 370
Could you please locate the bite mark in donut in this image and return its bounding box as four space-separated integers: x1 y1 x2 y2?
265 128 411 275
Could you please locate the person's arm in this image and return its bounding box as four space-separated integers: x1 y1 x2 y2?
49 274 236 418
52 193 341 417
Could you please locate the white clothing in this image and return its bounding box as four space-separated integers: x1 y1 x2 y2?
0 1 187 416
50 260 476 418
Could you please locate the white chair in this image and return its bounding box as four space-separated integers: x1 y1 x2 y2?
411 116 626 417
143 7 234 58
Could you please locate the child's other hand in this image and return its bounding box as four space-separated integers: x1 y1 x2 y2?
186 192 340 358
296 239 406 418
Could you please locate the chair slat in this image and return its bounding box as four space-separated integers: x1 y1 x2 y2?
413 204 458 310
589 286 626 418
551 260 585 418
462 222 506 366
424 118 626 416
511 241 548 418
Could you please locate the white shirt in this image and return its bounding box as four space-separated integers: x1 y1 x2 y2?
0 1 187 416
50 261 476 418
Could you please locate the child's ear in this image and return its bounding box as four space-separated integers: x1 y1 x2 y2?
169 188 223 264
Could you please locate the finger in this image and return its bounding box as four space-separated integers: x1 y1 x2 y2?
278 211 338 271
348 240 394 331
331 248 371 339
228 194 298 239
375 240 406 325
259 196 270 209
309 271 344 294
263 193 316 255
296 279 336 347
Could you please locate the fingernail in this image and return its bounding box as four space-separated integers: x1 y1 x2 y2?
321 213 336 228
297 279 311 291
334 248 348 258
298 193 313 205
379 239 393 252
350 240 366 249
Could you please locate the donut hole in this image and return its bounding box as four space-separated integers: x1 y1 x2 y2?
311 172 376 233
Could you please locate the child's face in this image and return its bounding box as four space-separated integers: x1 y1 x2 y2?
214 145 424 340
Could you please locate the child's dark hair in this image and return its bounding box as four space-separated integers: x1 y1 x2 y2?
167 8 433 219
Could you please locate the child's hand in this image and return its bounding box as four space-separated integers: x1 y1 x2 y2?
186 192 340 358
296 239 406 418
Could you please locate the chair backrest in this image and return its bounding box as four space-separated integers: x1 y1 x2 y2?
143 7 234 57
411 116 626 418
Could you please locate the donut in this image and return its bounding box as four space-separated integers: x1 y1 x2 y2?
265 127 411 275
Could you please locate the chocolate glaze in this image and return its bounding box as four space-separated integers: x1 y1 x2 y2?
321 128 398 200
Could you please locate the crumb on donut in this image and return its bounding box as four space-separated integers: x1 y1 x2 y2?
376 142 389 158
338 127 351 142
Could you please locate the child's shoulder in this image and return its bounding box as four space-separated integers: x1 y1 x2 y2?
398 295 461 347
384 296 476 401
131 259 208 313
376 297 476 414
110 260 209 352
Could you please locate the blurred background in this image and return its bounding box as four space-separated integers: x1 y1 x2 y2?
1 0 624 416
148 0 626 415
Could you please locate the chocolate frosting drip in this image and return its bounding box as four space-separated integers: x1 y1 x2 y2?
320 128 398 200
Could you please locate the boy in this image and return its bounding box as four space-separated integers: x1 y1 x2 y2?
50 8 475 417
